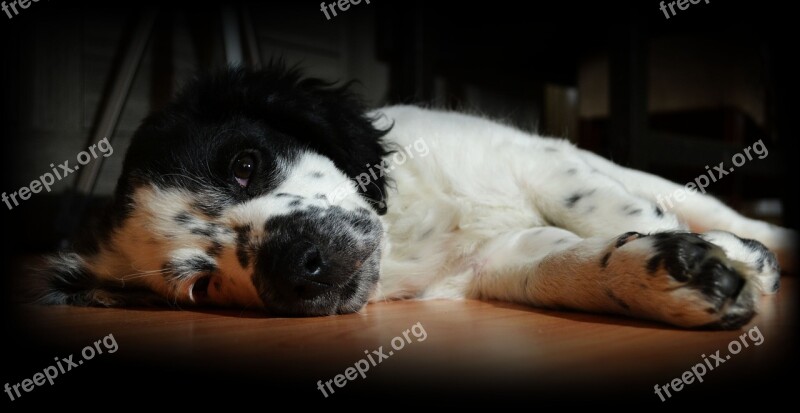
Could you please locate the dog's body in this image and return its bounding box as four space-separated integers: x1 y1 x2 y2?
34 67 794 329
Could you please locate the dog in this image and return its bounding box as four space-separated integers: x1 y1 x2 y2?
32 65 795 329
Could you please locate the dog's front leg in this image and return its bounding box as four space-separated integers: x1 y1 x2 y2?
470 227 761 329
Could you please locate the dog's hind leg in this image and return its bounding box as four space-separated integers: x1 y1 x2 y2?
574 149 796 271
532 155 783 293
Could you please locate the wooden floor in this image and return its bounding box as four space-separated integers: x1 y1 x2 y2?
12 277 796 402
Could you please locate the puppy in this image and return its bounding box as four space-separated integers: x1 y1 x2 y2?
32 66 795 329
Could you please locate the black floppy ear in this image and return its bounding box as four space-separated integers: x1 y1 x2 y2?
260 69 393 214
294 79 393 214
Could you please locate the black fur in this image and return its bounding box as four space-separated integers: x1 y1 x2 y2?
605 289 630 311
564 189 596 208
117 65 391 218
615 231 643 248
32 64 391 307
29 254 165 307
600 251 612 268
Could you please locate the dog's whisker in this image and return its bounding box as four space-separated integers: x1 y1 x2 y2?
114 269 171 286
163 172 208 189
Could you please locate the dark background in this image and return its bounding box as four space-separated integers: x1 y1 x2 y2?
1 0 797 406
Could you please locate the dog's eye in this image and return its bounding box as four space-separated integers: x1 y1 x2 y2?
233 154 256 187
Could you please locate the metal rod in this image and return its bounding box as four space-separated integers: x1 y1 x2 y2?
73 7 158 196
221 5 244 66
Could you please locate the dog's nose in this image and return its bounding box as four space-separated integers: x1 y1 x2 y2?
269 240 347 299
254 206 383 314
298 243 324 278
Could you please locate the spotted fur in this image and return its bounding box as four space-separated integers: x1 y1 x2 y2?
30 66 796 329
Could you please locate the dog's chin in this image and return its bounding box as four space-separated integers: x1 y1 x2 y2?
262 248 382 317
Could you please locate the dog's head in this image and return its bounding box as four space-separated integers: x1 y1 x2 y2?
35 66 391 316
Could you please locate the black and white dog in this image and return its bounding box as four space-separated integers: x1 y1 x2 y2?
34 66 795 329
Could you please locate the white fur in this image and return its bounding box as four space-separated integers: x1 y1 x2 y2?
87 151 374 307
74 104 793 327
366 105 793 327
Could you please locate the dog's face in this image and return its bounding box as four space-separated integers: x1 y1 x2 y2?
41 68 390 316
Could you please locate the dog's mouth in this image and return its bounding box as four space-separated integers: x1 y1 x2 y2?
249 205 384 316
188 275 212 304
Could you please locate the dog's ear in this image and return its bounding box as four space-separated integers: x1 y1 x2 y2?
29 252 111 306
27 204 166 307
287 77 393 214
178 66 393 214
27 252 164 307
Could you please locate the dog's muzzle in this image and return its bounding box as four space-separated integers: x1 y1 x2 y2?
255 206 382 315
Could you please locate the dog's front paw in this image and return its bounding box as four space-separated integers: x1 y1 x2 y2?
604 232 759 329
